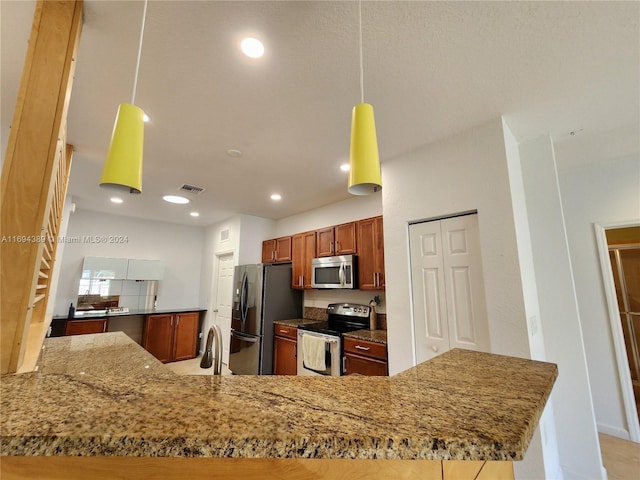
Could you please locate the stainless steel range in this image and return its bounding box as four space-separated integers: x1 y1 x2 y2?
297 303 370 376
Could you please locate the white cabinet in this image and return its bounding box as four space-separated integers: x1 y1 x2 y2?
82 257 164 280
126 259 164 280
82 257 128 279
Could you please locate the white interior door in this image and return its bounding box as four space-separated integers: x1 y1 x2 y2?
214 253 234 364
410 220 450 362
441 215 490 353
410 214 489 363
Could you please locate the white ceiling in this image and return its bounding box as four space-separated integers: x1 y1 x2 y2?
2 1 639 226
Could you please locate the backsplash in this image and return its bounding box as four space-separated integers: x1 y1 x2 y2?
76 280 158 311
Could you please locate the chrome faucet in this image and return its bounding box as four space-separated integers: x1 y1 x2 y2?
200 324 223 375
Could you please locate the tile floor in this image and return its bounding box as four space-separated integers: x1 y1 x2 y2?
166 355 640 479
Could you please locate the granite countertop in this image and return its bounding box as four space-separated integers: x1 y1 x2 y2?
1 332 557 461
343 329 387 344
54 307 206 321
273 318 322 328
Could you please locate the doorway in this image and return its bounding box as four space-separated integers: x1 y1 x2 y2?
213 253 234 364
607 228 640 419
409 213 490 363
597 222 640 442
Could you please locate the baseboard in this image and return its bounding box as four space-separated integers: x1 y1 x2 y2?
597 423 631 440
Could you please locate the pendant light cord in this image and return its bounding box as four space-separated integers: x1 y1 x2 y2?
358 0 364 104
131 0 149 105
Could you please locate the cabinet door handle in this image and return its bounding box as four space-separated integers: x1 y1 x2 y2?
329 241 333 253
355 345 370 351
336 241 340 252
279 329 289 334
177 317 180 326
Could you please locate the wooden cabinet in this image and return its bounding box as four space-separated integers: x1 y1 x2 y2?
65 319 107 336
343 337 388 376
273 324 298 375
316 222 357 257
357 216 385 290
291 231 316 289
143 312 200 363
262 236 292 263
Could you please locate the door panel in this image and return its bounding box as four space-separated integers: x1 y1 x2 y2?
410 221 449 362
143 314 173 363
442 215 490 353
173 313 199 361
215 253 234 363
410 214 489 363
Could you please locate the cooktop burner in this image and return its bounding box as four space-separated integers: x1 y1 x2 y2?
298 303 371 337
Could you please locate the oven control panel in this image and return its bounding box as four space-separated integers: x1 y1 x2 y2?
326 303 370 318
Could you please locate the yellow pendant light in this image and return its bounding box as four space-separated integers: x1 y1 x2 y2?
100 0 148 194
348 0 382 195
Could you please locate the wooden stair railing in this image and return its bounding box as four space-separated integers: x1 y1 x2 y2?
1 0 83 374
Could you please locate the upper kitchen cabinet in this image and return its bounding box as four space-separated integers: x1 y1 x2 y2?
82 256 128 279
126 259 164 281
291 231 316 289
262 236 292 263
316 222 357 257
82 257 164 280
357 216 385 290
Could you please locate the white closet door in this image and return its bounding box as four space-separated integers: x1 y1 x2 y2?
410 214 490 363
441 215 490 353
410 220 450 362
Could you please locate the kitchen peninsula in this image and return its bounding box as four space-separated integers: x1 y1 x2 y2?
1 332 557 479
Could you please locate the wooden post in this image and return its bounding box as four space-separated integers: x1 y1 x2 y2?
0 0 82 374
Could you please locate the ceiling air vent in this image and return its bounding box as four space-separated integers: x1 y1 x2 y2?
179 183 206 195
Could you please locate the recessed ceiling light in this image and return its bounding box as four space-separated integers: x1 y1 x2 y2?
110 197 123 204
270 193 282 201
162 195 190 204
241 37 264 58
340 164 350 172
190 211 200 217
226 149 242 158
143 113 150 122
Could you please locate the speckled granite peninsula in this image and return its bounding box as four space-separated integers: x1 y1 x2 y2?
1 332 556 479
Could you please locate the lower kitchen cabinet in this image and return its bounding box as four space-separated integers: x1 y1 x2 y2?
343 336 388 376
65 319 107 336
143 312 200 363
273 324 298 375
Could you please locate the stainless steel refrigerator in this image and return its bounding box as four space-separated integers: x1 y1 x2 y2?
229 263 302 375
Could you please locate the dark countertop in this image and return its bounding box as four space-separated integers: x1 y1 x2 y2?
1 333 557 461
343 329 387 344
272 318 321 327
54 307 207 321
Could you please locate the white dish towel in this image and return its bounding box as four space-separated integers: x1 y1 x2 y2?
302 334 326 371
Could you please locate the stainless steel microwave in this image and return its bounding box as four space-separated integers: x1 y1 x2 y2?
311 255 357 289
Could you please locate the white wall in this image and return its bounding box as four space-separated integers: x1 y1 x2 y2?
382 118 532 370
559 153 640 439
381 118 547 477
518 135 604 480
274 194 382 237
504 127 562 480
54 209 205 315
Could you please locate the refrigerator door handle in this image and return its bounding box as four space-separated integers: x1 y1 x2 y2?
240 271 249 323
231 329 260 343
